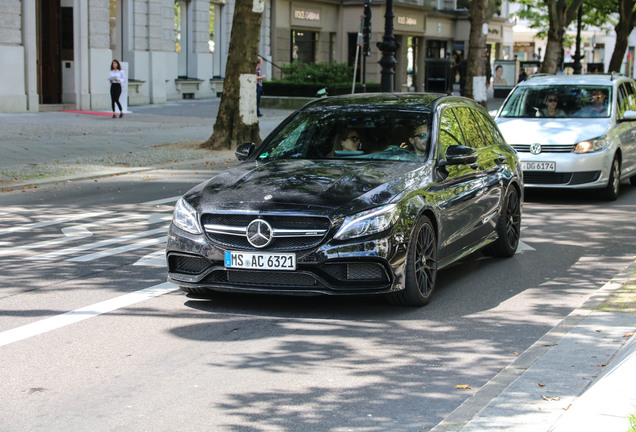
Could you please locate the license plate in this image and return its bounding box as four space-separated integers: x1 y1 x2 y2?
224 251 296 271
522 161 556 171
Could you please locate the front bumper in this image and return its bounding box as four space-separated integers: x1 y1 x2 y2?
166 225 407 297
517 150 611 189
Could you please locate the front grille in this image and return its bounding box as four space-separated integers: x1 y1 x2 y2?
513 144 575 153
320 263 388 281
201 213 331 251
524 172 572 184
228 270 317 286
168 254 210 275
200 262 391 292
523 171 601 185
346 263 387 280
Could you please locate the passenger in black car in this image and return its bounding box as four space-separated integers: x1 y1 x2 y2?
407 124 429 155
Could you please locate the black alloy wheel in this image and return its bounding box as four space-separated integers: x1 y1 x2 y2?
389 215 438 306
486 187 521 257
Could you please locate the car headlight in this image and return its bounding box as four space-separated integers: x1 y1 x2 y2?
172 197 202 234
573 136 608 154
334 204 400 240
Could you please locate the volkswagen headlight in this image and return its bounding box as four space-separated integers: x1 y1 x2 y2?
573 136 608 154
334 204 399 240
172 197 202 234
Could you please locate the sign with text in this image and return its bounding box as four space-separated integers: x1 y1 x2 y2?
291 3 322 28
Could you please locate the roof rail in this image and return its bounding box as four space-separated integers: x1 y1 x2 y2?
526 73 550 80
611 71 628 81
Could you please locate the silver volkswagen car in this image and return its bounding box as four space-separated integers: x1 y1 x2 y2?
495 74 636 200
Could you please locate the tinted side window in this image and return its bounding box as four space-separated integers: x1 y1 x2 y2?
453 107 486 149
438 108 466 157
625 81 636 111
618 83 629 117
473 109 505 146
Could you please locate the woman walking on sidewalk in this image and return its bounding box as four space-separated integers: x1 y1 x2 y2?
108 60 125 118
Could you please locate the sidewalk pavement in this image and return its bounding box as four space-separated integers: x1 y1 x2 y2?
0 94 635 431
0 97 294 190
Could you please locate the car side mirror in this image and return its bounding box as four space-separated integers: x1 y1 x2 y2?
235 142 256 161
621 110 636 122
441 145 478 166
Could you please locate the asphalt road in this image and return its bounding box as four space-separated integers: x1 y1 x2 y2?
1 166 635 432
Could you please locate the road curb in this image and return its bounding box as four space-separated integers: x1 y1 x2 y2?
431 259 636 432
0 153 237 193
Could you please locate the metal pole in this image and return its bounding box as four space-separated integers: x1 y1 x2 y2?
573 4 583 75
376 0 399 92
352 16 363 94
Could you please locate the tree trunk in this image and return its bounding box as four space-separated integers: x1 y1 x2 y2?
202 0 263 150
465 0 488 106
608 0 636 72
540 0 584 74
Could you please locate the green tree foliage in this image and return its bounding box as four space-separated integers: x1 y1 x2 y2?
513 0 635 73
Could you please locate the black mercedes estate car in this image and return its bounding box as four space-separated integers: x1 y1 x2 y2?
166 93 523 306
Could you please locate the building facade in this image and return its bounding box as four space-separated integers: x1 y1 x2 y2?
0 0 514 113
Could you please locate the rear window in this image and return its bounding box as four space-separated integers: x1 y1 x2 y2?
499 85 612 119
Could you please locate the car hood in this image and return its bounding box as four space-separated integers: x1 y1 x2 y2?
496 118 610 145
186 159 426 215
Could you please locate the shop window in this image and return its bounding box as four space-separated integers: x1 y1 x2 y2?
329 33 336 64
175 1 190 77
210 2 223 78
291 30 316 63
426 40 447 59
109 0 121 60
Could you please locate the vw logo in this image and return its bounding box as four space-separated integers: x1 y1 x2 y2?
246 219 273 248
530 143 542 155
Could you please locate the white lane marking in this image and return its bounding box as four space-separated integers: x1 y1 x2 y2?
30 227 167 261
67 236 167 262
516 240 536 254
134 250 166 267
0 282 179 348
142 196 180 206
0 211 113 236
0 226 94 257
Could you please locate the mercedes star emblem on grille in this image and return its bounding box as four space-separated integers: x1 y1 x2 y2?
246 219 273 248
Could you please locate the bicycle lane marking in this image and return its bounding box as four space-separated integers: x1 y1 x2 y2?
0 282 179 348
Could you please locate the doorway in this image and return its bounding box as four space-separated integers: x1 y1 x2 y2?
37 0 62 104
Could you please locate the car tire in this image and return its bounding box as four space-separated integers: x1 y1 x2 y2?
484 187 521 257
599 156 621 201
388 215 437 306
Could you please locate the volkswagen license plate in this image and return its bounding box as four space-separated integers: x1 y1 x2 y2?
225 251 296 271
522 161 556 171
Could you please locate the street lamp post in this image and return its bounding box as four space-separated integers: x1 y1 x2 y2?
376 0 400 92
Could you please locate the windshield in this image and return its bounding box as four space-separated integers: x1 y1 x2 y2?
255 108 433 162
499 85 612 119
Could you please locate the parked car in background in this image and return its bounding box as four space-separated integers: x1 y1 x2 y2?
495 73 636 200
167 93 523 306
